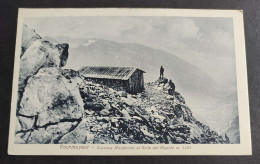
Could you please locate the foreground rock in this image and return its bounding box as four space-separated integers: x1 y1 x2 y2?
15 67 85 143
19 67 84 126
19 40 69 93
15 25 84 144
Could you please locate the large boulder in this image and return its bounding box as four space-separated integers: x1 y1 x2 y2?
58 120 92 144
15 25 86 144
18 67 84 126
19 40 69 92
27 121 78 144
17 116 35 131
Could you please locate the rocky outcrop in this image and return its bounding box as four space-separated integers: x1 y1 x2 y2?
15 67 85 143
19 40 69 92
17 71 229 144
58 119 92 144
16 121 80 144
53 80 229 144
19 67 84 125
15 25 84 144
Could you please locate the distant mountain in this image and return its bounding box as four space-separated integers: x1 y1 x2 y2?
56 38 219 97
55 36 87 48
51 37 239 143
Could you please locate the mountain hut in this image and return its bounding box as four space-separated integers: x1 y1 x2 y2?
79 66 145 94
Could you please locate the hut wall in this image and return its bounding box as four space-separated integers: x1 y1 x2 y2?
83 69 144 94
126 70 144 94
84 78 127 92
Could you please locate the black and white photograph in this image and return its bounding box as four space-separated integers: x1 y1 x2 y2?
8 9 251 155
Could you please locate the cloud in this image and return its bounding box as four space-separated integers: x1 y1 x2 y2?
24 16 236 84
167 18 199 38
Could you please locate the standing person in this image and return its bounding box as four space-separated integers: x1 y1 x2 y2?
168 79 175 95
169 79 175 92
160 66 164 79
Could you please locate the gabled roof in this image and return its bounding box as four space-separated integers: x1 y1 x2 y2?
79 66 145 80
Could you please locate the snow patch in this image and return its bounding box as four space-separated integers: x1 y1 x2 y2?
81 40 96 47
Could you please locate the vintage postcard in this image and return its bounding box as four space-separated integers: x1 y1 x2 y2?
8 8 251 155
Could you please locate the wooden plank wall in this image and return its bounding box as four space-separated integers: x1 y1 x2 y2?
127 70 144 94
85 78 127 92
84 70 144 94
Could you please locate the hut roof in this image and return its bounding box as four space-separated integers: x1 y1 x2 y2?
79 66 145 80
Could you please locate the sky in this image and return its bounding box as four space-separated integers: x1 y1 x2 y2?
24 16 236 86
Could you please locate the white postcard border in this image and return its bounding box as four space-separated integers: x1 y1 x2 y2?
8 8 252 155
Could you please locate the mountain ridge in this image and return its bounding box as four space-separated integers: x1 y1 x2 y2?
42 28 239 143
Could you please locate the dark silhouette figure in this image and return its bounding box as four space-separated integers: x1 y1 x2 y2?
168 79 175 95
160 66 164 79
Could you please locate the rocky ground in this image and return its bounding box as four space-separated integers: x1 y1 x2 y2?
16 72 230 144
63 78 230 144
15 24 230 144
